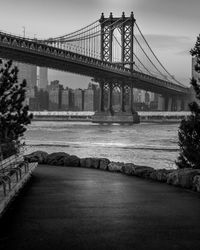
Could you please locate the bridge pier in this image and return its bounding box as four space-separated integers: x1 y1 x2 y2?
93 81 139 124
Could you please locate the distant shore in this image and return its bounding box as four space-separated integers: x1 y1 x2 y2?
31 111 191 123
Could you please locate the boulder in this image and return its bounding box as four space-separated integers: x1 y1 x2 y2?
167 169 200 189
46 152 70 166
64 155 80 167
193 175 200 192
99 158 110 170
150 169 173 182
108 162 124 172
24 151 49 164
167 171 179 186
133 165 154 178
121 163 135 175
85 158 100 169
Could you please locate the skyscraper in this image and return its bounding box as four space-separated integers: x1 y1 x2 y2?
48 80 63 110
1 60 37 104
61 87 74 111
38 67 48 90
14 62 37 103
74 89 84 111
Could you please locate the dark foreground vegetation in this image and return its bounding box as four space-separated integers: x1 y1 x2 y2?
176 35 200 169
0 59 32 159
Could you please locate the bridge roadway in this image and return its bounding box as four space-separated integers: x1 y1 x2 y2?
0 165 200 250
0 31 188 96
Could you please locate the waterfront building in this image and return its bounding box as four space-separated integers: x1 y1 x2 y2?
61 87 74 111
74 88 84 111
157 95 165 111
29 86 49 111
16 62 37 101
38 67 48 90
84 83 100 111
84 89 94 111
1 60 37 104
48 80 63 111
112 88 121 112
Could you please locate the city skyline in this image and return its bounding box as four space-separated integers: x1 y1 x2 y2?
0 0 200 87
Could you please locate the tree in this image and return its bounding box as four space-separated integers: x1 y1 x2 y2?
0 59 33 159
176 35 200 169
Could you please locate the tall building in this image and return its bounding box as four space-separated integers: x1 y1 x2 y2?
16 62 37 101
1 60 37 104
61 87 74 111
84 89 94 111
112 88 121 112
48 80 63 110
74 89 84 111
84 83 100 111
38 67 48 90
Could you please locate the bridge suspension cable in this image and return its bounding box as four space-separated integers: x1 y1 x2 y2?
134 22 185 87
31 13 184 87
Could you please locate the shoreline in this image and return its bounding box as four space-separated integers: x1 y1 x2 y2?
25 151 200 193
31 111 191 123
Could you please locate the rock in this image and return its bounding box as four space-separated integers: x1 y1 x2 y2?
167 169 200 189
24 151 49 164
85 158 100 169
46 152 70 166
133 165 154 178
99 158 110 170
193 175 200 192
64 155 80 167
121 164 153 177
167 171 179 186
108 162 124 172
121 163 135 175
150 169 173 182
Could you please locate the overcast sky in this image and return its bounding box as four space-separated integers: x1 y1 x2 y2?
0 0 199 88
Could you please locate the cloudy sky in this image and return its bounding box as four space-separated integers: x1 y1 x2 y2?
0 0 199 88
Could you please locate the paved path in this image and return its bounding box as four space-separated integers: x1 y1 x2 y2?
0 165 200 250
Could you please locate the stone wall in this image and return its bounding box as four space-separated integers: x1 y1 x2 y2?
25 151 200 193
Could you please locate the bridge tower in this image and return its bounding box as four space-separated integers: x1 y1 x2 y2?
93 12 139 124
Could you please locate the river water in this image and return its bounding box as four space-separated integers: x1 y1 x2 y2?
24 121 180 170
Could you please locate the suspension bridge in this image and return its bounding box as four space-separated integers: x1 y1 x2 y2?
0 12 191 123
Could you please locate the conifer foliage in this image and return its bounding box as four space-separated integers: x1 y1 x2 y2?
176 35 200 169
0 59 33 158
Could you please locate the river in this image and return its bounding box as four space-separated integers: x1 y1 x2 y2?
24 121 180 170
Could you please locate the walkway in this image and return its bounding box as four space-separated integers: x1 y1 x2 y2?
0 165 200 250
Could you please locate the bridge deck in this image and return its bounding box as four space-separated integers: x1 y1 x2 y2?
0 165 200 250
0 31 189 95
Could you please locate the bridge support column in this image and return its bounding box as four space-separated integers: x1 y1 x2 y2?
120 85 125 112
130 84 133 113
92 81 139 124
107 83 113 114
99 81 104 112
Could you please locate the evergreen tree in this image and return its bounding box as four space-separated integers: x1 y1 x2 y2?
0 59 33 158
176 35 200 169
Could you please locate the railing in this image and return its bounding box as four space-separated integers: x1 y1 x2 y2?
0 152 37 199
